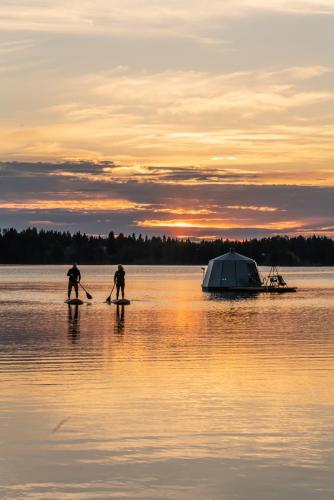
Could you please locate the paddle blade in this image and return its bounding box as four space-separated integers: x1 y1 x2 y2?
86 292 93 300
106 296 111 303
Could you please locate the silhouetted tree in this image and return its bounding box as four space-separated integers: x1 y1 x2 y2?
1 227 334 265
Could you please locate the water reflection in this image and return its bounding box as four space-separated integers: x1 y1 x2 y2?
115 304 125 334
67 303 80 343
206 291 259 302
0 266 334 500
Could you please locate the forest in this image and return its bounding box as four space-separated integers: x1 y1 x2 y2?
0 227 334 265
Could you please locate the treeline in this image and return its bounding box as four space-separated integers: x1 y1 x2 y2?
0 227 334 265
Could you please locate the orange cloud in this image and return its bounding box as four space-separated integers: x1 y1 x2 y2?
225 205 282 212
136 218 306 230
48 163 334 188
0 199 150 211
152 208 214 215
1 65 333 173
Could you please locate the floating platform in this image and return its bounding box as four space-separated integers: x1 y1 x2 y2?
65 298 84 305
202 286 297 293
112 299 131 305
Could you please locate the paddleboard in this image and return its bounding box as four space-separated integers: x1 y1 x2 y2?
65 299 84 305
112 299 131 305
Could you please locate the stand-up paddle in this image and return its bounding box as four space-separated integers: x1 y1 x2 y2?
106 284 115 303
79 283 93 300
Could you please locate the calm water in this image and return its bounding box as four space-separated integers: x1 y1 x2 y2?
0 266 334 499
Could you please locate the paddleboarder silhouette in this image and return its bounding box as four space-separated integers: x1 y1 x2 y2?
114 265 125 301
67 263 81 300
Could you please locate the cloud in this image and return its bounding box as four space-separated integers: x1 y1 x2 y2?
0 3 333 240
50 165 263 186
89 67 331 117
0 1 333 38
0 199 150 212
135 218 307 231
225 205 282 212
1 65 333 167
152 208 215 215
0 39 36 55
2 160 334 239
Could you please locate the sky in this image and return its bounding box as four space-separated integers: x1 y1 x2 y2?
1 0 334 239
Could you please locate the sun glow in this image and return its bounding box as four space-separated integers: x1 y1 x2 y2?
136 218 306 230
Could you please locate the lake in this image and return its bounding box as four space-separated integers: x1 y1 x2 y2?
0 266 334 499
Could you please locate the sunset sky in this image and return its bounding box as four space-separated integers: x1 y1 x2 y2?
1 0 334 239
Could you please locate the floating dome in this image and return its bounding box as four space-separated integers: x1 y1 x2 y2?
202 250 262 291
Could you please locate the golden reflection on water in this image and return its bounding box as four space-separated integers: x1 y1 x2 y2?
0 266 334 499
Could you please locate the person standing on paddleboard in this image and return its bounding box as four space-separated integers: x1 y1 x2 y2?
67 263 81 300
114 265 125 300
